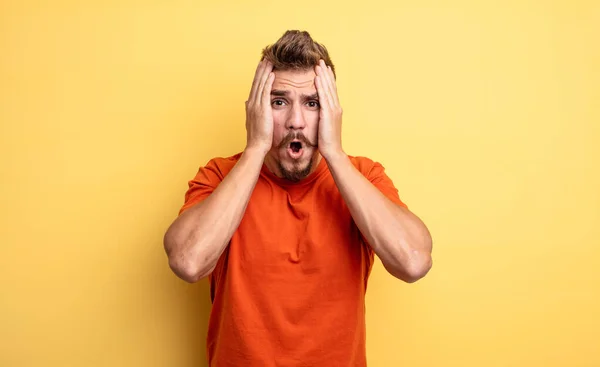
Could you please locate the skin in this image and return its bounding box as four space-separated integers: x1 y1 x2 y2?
163 59 433 283
263 67 321 181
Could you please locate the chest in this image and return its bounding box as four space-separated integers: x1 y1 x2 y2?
229 177 365 275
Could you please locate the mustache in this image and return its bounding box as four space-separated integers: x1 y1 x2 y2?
277 132 317 149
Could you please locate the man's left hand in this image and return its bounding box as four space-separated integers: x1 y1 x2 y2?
315 59 344 160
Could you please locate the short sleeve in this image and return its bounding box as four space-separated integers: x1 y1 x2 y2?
366 162 408 209
178 159 224 216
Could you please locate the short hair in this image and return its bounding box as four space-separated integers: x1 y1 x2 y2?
261 30 336 78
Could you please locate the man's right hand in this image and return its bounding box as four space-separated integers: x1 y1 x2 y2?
165 60 276 283
245 59 275 155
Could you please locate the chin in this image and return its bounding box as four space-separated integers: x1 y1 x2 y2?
277 149 315 182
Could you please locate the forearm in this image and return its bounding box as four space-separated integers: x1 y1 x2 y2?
164 147 266 282
325 151 433 282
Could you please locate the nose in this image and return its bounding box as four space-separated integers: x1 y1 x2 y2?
284 102 307 131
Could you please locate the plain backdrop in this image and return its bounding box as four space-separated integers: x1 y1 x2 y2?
1 1 599 366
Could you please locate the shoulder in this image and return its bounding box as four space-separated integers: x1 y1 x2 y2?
347 155 385 178
347 154 406 206
199 152 243 179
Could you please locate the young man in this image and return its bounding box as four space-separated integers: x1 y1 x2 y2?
164 30 433 366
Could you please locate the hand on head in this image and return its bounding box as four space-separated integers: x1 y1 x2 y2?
245 59 275 155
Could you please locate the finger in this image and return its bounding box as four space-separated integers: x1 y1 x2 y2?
319 60 333 88
316 64 335 109
248 60 264 102
326 65 338 92
327 65 340 106
256 61 274 105
248 59 267 103
320 61 340 107
315 66 330 110
318 61 336 107
261 72 275 107
315 74 332 111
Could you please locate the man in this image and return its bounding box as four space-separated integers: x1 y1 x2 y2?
164 30 433 366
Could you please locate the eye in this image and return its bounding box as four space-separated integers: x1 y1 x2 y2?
307 100 320 109
272 99 287 108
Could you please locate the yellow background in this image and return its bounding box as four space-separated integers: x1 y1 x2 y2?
1 1 598 366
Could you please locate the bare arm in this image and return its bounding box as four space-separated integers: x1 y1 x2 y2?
164 148 266 282
326 152 433 283
314 59 432 283
163 59 275 283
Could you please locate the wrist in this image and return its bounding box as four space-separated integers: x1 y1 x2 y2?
321 147 346 163
244 142 271 158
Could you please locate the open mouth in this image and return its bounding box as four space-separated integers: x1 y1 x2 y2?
286 141 304 159
290 141 302 153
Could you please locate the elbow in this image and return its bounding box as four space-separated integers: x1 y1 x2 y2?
163 231 212 283
385 252 433 283
168 256 210 283
397 231 433 283
401 255 432 283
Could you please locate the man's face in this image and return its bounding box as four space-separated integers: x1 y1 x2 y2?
268 68 320 181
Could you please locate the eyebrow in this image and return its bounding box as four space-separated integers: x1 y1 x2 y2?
271 89 319 100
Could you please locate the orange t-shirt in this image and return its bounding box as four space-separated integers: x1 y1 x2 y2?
179 152 407 367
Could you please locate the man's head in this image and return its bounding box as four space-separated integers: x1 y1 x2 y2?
261 30 335 182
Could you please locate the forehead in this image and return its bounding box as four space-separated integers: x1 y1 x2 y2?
272 69 316 94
